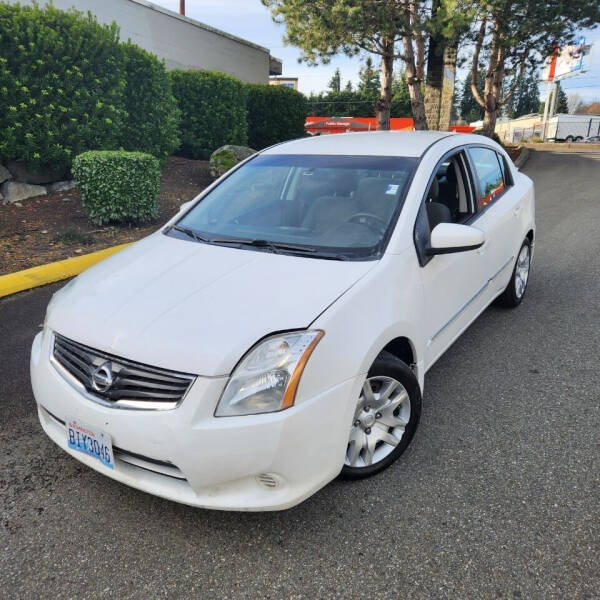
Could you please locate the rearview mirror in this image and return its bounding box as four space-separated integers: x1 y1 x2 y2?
426 223 485 256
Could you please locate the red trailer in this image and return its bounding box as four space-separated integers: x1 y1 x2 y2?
305 116 476 136
305 116 414 135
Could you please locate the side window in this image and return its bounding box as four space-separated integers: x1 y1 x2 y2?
423 151 475 231
468 147 506 211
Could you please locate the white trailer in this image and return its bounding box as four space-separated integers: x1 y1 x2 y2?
546 114 600 142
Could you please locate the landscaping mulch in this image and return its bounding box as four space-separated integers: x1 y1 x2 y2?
0 157 213 276
504 145 521 162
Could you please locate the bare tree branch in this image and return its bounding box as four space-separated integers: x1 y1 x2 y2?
470 17 487 108
499 56 528 106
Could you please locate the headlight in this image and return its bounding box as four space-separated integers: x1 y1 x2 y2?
215 330 324 417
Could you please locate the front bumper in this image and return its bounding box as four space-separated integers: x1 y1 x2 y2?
31 330 360 511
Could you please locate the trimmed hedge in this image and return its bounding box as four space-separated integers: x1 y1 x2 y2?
0 3 126 172
119 42 180 162
169 70 248 159
73 151 160 225
246 84 307 149
0 3 180 173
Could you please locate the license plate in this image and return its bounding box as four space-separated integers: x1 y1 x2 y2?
66 417 114 469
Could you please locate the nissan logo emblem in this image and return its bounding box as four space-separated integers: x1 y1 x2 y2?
92 362 113 392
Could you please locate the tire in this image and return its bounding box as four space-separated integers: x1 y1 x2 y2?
498 238 531 308
340 352 421 480
575 136 583 142
565 135 574 143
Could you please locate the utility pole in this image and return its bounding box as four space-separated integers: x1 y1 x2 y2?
541 81 556 141
179 0 185 16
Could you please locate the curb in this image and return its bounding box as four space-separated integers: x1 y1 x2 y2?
0 243 131 299
514 147 530 170
520 142 600 152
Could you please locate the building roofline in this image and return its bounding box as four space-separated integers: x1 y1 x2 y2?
126 0 271 54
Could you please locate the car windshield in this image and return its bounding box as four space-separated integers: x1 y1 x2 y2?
170 154 417 260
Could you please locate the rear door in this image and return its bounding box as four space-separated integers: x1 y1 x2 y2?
465 146 523 296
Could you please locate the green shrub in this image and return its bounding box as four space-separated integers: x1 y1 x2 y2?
169 70 248 159
119 42 180 161
0 3 126 172
73 151 161 225
246 84 307 149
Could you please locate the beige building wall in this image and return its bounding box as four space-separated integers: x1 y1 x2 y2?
13 0 281 83
496 115 543 141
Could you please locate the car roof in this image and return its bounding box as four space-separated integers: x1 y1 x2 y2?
261 131 454 158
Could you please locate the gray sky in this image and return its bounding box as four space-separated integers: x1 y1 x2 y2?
155 0 600 102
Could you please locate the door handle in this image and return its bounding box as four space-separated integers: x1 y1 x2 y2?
513 206 522 216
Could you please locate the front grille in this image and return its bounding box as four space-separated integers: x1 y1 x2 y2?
52 333 195 410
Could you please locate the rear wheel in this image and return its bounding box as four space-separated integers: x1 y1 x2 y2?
340 352 421 479
498 239 531 307
565 135 574 143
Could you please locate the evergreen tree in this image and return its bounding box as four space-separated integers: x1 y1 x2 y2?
344 80 353 92
328 68 341 93
508 69 540 118
556 83 568 114
390 70 411 117
459 71 484 123
358 56 380 98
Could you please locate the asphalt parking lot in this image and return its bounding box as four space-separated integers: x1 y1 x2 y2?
1 149 599 599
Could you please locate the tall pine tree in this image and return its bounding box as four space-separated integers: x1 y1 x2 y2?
328 68 341 93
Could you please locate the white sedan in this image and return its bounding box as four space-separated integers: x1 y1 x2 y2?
31 131 535 511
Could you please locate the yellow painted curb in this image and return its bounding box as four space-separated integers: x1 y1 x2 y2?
0 243 132 299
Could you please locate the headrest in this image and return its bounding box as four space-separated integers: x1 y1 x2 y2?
333 169 359 196
427 177 439 201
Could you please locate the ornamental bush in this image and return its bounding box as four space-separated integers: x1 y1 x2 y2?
246 84 307 149
72 151 161 225
119 42 180 162
169 70 248 159
0 3 126 172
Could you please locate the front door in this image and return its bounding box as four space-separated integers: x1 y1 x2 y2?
415 151 491 369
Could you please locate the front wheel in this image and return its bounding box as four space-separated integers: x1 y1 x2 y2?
340 352 421 480
498 239 531 307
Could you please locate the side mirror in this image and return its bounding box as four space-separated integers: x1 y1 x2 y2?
426 223 485 256
178 200 194 213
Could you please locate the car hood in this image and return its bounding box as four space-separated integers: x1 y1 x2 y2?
47 233 375 376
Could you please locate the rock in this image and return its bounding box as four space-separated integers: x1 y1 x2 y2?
5 160 68 185
0 164 12 184
46 180 77 194
0 181 47 204
14 202 23 208
209 145 256 179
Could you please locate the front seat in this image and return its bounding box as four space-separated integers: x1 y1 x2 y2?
439 162 459 220
426 202 452 230
425 177 451 230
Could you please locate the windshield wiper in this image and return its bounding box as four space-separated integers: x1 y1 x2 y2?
171 225 210 243
170 229 348 260
213 238 348 260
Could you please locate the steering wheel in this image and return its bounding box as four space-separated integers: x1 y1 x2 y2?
347 212 387 235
